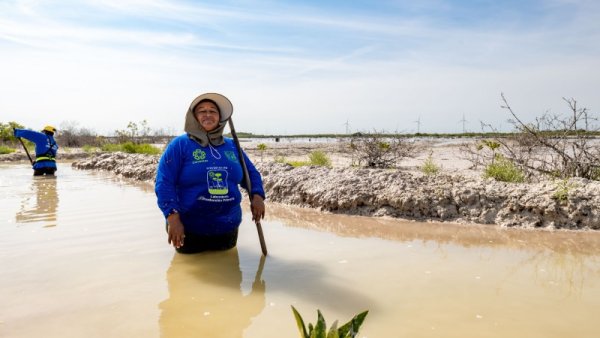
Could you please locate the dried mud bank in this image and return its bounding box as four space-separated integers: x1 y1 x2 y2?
259 163 600 230
67 152 600 231
72 152 160 181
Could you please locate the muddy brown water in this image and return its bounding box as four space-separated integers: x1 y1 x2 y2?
1 163 600 338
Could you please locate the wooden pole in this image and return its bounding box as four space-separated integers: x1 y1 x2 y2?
17 137 34 165
228 118 268 256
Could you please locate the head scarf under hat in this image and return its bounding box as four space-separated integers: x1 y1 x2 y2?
184 93 233 146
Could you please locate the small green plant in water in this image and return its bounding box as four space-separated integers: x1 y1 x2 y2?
421 151 440 175
291 306 369 338
483 155 525 183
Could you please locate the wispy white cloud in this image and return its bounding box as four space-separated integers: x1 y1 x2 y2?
1 0 599 134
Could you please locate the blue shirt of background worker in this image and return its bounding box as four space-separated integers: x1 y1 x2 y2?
155 93 266 254
14 125 59 176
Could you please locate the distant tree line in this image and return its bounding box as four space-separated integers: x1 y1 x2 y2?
0 120 177 147
3 95 600 182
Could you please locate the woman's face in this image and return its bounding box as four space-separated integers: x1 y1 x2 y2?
194 101 220 132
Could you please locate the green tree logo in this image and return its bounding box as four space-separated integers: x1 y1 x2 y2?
209 171 223 186
208 170 228 195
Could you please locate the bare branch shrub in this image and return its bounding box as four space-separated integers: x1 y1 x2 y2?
466 94 600 180
348 130 417 168
114 120 152 144
459 140 485 170
58 121 102 147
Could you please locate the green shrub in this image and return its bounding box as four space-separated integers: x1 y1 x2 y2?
552 179 577 202
275 151 332 168
101 142 160 155
101 143 123 152
82 145 99 153
483 155 525 183
291 306 369 338
0 145 15 154
122 142 161 154
308 150 331 167
421 152 440 175
274 155 287 164
0 121 24 142
287 160 310 167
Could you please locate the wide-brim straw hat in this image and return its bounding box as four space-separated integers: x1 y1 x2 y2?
188 93 233 122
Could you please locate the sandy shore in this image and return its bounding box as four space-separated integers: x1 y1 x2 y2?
3 138 599 230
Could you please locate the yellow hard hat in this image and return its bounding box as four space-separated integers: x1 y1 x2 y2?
43 125 57 133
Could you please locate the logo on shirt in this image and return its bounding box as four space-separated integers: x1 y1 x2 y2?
225 151 238 163
207 169 229 195
193 149 207 163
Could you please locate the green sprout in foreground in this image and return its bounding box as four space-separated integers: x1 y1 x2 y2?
291 306 369 338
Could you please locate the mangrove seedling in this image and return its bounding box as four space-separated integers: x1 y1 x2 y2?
291 306 369 338
257 143 267 161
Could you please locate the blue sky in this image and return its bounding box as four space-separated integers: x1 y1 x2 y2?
1 0 599 135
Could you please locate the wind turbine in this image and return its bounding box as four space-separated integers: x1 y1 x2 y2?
342 119 350 134
459 113 468 133
414 116 421 134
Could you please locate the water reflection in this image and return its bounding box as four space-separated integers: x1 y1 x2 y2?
266 203 600 299
159 249 266 338
511 249 598 299
15 176 59 227
268 204 600 255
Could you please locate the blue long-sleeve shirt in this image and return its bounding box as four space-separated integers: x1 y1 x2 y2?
14 128 58 170
155 135 265 235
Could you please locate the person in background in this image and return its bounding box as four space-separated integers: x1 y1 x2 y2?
155 92 266 253
14 125 59 176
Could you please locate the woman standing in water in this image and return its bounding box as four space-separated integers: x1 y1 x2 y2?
155 93 266 253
